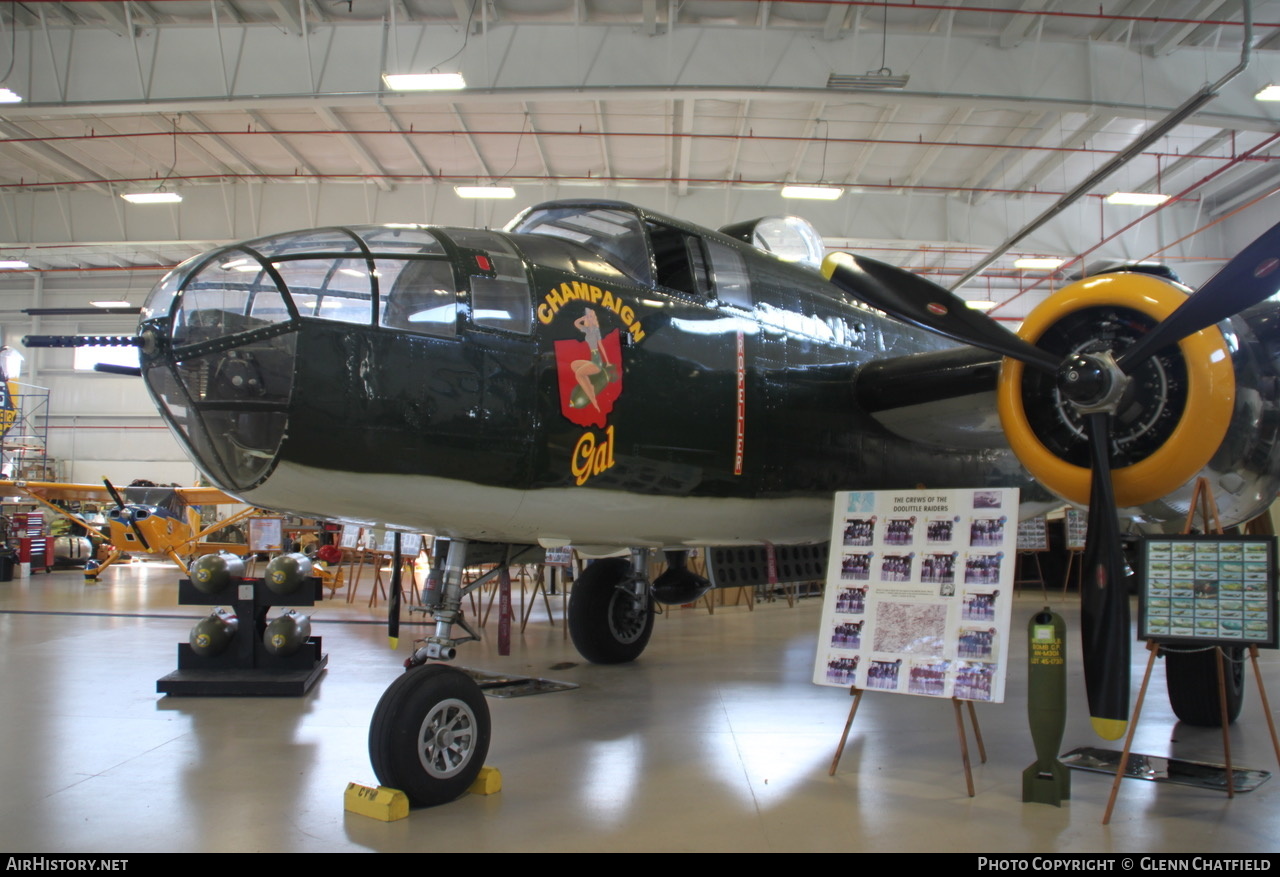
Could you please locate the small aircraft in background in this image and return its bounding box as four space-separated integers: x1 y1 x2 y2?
23 198 1280 807
0 478 258 579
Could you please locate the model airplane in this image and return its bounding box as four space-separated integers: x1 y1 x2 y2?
23 199 1280 807
0 479 258 578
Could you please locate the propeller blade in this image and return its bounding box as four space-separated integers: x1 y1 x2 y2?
129 522 151 552
822 253 1061 374
102 477 125 510
388 532 402 649
1079 412 1131 741
1118 218 1280 371
103 476 151 551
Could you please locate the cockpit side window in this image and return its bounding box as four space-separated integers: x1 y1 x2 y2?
270 258 374 325
510 206 652 285
705 240 752 309
378 258 459 338
647 221 711 298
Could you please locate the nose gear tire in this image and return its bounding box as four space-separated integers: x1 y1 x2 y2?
368 663 491 807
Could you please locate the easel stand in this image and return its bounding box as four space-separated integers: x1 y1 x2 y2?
829 687 988 796
1102 478 1280 824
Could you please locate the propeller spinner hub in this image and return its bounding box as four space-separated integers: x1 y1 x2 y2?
1056 351 1129 414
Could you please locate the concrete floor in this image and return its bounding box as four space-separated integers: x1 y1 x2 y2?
1 561 1278 853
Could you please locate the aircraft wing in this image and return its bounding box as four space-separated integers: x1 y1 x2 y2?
855 346 1008 450
0 480 242 506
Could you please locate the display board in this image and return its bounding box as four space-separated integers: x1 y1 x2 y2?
814 488 1020 702
1138 535 1278 649
1064 508 1087 551
1017 516 1049 551
247 517 284 552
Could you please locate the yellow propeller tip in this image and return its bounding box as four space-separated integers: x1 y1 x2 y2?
1091 716 1127 740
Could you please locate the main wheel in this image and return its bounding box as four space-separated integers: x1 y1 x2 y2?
1165 647 1245 727
368 664 491 807
568 558 655 664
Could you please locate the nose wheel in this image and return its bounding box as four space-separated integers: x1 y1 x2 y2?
369 663 491 807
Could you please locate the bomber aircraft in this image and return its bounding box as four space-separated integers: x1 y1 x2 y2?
24 199 1280 807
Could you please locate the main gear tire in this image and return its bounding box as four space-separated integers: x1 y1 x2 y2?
568 558 655 664
1165 646 1245 727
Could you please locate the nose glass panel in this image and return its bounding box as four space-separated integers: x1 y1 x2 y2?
147 247 300 492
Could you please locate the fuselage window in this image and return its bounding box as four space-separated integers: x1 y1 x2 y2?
646 222 711 298
705 240 752 309
443 230 533 335
270 258 374 325
379 258 459 338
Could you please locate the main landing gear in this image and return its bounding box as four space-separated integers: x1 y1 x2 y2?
568 552 656 664
1165 646 1246 727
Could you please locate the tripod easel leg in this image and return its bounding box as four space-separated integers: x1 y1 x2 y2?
1103 641 1159 825
829 686 863 777
1249 645 1280 770
953 698 975 797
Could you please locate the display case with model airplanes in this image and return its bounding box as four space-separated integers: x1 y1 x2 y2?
23 198 1280 806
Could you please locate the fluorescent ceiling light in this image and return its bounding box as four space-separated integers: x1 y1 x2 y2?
1106 191 1169 206
220 258 259 272
1013 257 1065 270
781 185 842 201
383 72 466 91
455 185 516 199
0 259 29 269
121 191 183 204
1256 84 1280 101
0 88 22 103
965 300 996 310
91 300 132 308
827 71 910 91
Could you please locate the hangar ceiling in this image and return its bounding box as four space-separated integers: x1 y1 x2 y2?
0 0 1278 324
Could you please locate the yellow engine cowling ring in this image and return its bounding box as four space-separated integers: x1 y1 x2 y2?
997 273 1235 509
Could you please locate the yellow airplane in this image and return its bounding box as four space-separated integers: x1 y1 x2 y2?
0 479 259 580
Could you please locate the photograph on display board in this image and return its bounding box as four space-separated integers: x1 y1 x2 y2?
823 654 859 685
866 659 902 691
925 517 957 544
1139 535 1278 649
834 585 868 615
840 553 873 581
964 552 1003 584
961 589 999 622
883 517 916 545
843 518 875 546
813 488 1019 702
920 551 957 587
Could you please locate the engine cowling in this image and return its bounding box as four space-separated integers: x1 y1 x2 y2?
996 272 1280 526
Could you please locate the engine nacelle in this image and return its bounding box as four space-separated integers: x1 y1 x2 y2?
997 273 1280 529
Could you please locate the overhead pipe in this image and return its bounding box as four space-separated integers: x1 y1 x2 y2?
950 0 1255 290
0 169 1211 202
1 126 1269 168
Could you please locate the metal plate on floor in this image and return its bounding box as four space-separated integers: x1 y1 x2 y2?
462 668 579 698
1061 746 1271 792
